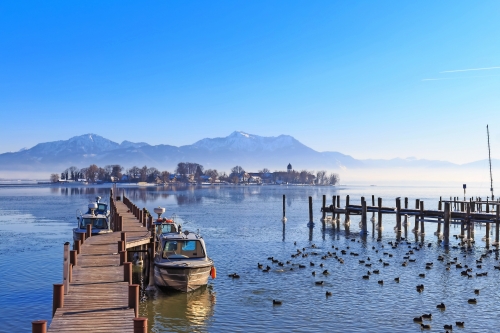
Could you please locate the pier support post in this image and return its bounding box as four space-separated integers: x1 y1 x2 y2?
437 199 442 236
79 232 85 245
121 232 127 245
321 195 326 221
129 284 139 318
63 242 70 295
118 216 123 232
336 195 340 226
396 197 401 235
120 251 127 266
147 242 156 290
345 195 350 228
70 250 77 267
308 196 313 226
282 195 286 222
466 204 472 243
75 240 81 255
86 224 92 239
420 201 425 237
118 240 125 253
52 284 64 317
32 320 47 333
377 197 383 239
124 262 132 284
361 197 367 234
444 202 450 246
495 207 500 246
414 199 420 234
133 318 148 333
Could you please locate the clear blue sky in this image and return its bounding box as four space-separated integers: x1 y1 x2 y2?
1 1 500 164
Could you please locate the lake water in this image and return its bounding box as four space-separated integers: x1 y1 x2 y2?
1 183 499 332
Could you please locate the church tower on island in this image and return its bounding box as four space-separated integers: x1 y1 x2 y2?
287 163 292 173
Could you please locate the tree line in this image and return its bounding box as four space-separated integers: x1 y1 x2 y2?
50 162 339 185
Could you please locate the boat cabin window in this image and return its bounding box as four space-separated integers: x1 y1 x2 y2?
97 204 107 212
156 224 177 234
80 218 108 229
162 240 205 259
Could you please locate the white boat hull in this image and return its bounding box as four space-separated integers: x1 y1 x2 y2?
154 262 212 292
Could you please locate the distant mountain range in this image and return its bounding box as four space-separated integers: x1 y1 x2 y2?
0 131 494 174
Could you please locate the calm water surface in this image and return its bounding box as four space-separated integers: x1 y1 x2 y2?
1 184 499 332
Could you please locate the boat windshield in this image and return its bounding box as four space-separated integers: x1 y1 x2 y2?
80 218 108 229
156 223 177 234
162 240 205 259
97 203 107 213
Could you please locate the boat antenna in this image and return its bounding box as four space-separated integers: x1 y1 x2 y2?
487 125 494 200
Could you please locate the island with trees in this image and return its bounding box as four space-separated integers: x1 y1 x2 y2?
50 162 339 186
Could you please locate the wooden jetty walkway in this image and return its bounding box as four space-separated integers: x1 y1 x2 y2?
316 194 500 246
32 189 154 333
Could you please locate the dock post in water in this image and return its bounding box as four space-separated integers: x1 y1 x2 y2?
308 196 313 227
414 199 420 234
443 202 450 246
395 197 401 235
466 204 472 243
52 284 64 317
124 262 132 285
495 207 500 246
345 195 350 228
361 197 367 235
129 284 139 318
133 318 148 333
371 195 376 222
377 197 383 238
420 201 425 237
32 320 47 333
321 194 326 222
282 195 286 222
63 242 70 295
436 199 442 237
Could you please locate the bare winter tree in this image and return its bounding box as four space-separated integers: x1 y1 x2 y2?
316 170 327 185
328 173 340 185
161 171 171 183
50 173 59 183
205 169 219 183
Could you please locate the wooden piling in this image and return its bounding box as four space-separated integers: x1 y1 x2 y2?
395 197 401 234
70 250 77 267
495 207 500 246
345 195 350 226
308 196 313 224
63 242 70 295
420 201 425 236
32 320 47 333
133 318 148 333
437 199 442 235
322 195 326 221
283 195 286 221
124 262 132 285
120 251 127 265
74 240 81 255
52 284 64 317
86 224 92 239
128 284 139 318
377 197 382 224
444 202 450 246
467 204 472 242
361 197 367 234
414 199 420 233
118 240 125 253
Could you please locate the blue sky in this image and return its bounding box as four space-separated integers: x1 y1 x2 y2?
1 1 500 164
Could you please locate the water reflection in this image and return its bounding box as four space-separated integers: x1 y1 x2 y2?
142 287 216 332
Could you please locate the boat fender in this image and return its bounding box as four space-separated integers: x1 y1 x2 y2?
210 266 216 279
165 219 174 223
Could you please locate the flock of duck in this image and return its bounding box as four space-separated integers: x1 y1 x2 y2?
241 235 500 332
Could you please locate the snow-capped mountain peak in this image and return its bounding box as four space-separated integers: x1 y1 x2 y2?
191 131 308 152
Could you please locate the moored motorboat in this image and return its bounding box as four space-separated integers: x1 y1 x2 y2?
73 200 112 241
154 229 214 292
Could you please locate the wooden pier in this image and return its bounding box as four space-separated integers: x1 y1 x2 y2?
32 189 153 333
319 195 500 246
